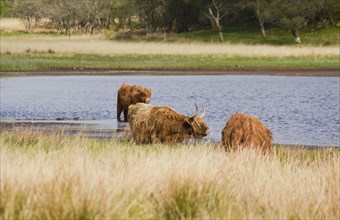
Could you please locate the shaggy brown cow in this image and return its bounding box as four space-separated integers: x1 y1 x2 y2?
117 83 152 122
221 112 272 152
128 103 209 144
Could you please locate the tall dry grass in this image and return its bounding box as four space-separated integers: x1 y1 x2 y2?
0 37 338 57
1 130 339 219
0 18 26 31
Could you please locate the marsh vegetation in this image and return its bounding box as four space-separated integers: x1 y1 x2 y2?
1 1 339 219
1 130 339 219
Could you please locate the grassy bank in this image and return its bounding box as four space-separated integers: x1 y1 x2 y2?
177 26 339 46
1 18 339 46
0 52 338 72
1 131 339 219
1 35 338 73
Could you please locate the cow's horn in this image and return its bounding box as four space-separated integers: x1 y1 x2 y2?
190 103 199 119
200 105 205 118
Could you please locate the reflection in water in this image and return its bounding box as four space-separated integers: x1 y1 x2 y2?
1 75 339 146
117 121 130 132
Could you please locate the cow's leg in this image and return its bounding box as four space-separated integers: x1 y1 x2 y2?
123 109 128 122
117 102 123 121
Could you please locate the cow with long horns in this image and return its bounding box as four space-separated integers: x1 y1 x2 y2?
128 103 209 144
221 112 272 152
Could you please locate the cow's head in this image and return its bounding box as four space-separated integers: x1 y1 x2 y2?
185 104 209 138
132 87 152 104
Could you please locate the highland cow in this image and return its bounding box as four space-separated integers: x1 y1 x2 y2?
117 83 152 122
128 103 209 144
221 112 272 152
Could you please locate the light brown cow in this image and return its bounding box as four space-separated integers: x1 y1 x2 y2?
128 103 209 144
221 112 272 152
117 83 152 122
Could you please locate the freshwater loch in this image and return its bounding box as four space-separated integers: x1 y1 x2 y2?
1 75 339 147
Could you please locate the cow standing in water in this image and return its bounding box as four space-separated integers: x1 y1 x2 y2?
221 112 272 153
116 83 152 122
128 103 209 144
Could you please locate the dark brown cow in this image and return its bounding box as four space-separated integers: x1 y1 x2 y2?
117 83 152 122
221 112 272 152
128 103 209 144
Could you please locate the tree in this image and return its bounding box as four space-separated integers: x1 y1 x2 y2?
41 0 117 36
106 0 132 31
42 0 79 36
11 0 42 32
79 0 112 35
254 0 271 37
270 0 324 43
316 0 340 27
131 0 167 34
238 0 272 37
0 0 14 17
164 0 204 33
205 0 232 42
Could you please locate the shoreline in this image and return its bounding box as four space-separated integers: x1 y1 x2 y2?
1 68 339 77
1 121 339 149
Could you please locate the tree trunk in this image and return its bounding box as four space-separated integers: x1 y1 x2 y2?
28 19 31 33
214 18 224 42
218 31 224 42
290 28 301 44
256 0 266 37
207 7 224 42
258 17 266 37
23 17 31 33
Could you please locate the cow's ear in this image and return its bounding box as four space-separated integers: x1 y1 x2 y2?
188 116 195 122
185 117 195 126
183 119 192 129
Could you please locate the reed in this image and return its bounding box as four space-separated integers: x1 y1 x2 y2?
1 130 339 219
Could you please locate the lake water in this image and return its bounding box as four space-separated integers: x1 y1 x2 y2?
1 75 339 147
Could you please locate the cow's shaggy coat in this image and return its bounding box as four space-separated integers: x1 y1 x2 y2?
128 103 209 144
117 83 152 122
221 112 272 152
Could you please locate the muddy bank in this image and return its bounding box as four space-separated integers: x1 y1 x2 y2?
0 121 130 140
1 68 339 77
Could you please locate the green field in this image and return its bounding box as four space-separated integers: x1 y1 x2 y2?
0 53 338 73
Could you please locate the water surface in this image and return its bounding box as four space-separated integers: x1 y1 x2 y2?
1 75 339 146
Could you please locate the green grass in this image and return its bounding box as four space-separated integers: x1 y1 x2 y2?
0 30 62 37
1 130 339 219
0 52 338 73
1 25 338 46
178 26 339 46
103 25 340 46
